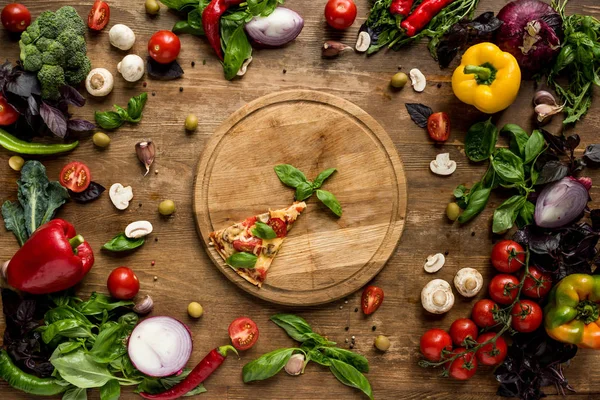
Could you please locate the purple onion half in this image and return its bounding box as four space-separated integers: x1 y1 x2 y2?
245 7 304 47
534 177 588 228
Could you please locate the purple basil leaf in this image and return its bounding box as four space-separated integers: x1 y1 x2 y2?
584 144 600 164
405 103 433 128
146 57 184 80
40 102 68 138
6 73 40 97
27 96 39 116
59 85 86 107
69 182 105 203
67 119 96 133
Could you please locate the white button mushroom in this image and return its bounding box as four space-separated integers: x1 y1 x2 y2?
109 183 134 210
454 268 484 298
430 153 457 176
125 221 153 239
409 68 426 92
118 54 145 82
109 24 136 50
424 253 445 273
85 68 114 97
421 279 455 314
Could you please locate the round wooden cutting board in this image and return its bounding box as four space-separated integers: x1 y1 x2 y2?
194 90 407 306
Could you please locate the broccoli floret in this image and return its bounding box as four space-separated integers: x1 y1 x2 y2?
57 31 86 60
64 56 91 86
19 43 43 72
55 6 86 36
20 22 40 45
66 53 85 69
37 11 60 39
41 41 66 66
38 65 65 100
35 37 53 52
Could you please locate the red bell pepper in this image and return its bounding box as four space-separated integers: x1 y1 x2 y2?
6 219 94 294
202 0 244 61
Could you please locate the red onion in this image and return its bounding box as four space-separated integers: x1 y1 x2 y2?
245 7 304 47
496 0 562 76
534 177 588 228
128 316 193 377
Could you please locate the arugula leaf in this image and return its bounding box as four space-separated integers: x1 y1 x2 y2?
316 189 343 217
251 221 277 240
242 348 297 382
329 359 373 400
227 252 258 268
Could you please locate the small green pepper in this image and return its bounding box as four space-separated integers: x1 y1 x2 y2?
0 350 66 395
0 128 78 155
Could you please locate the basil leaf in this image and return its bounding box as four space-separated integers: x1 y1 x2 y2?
457 187 491 223
223 24 252 80
76 293 134 316
524 130 545 164
63 387 87 400
187 9 204 31
89 313 138 363
491 149 525 183
329 359 373 400
99 380 120 400
95 111 124 130
41 319 94 344
226 252 257 269
516 200 535 228
270 314 314 342
316 189 343 217
322 348 369 373
158 0 198 11
501 124 529 158
274 164 309 188
246 0 284 17
464 118 497 162
242 348 296 382
584 143 600 164
492 195 526 234
295 182 314 201
102 233 145 252
405 103 433 128
251 221 277 240
313 168 337 189
307 349 331 366
126 93 148 122
172 21 204 36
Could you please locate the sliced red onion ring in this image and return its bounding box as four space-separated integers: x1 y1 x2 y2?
128 316 192 377
245 7 304 47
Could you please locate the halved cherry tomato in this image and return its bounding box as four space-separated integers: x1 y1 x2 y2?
242 216 258 227
1 3 30 33
361 285 384 315
521 265 552 299
449 318 478 347
324 0 357 30
471 299 498 328
148 30 181 64
511 300 543 333
488 274 520 305
491 240 525 273
445 347 477 380
107 267 140 300
420 328 452 362
268 217 287 238
427 112 450 142
0 96 19 126
228 317 259 351
233 237 262 253
475 332 507 366
59 161 91 193
87 0 110 31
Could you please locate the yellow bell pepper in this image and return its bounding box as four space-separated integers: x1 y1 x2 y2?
452 42 521 114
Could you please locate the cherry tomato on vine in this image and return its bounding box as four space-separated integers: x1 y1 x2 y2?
449 318 478 347
59 161 91 193
228 317 259 351
522 266 552 299
427 112 450 142
472 299 498 328
107 267 140 300
148 30 181 64
361 285 384 315
1 3 30 33
489 274 520 305
475 332 507 366
511 300 543 333
420 328 452 362
324 0 357 30
0 96 19 126
445 347 477 380
491 240 525 273
87 0 110 31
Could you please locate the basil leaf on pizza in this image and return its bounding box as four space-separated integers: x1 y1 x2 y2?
316 190 343 217
312 168 336 189
226 252 258 269
251 221 277 240
274 164 309 188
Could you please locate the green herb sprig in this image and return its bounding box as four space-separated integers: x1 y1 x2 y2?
102 233 145 252
95 93 148 130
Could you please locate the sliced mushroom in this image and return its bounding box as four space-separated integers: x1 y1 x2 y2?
409 68 426 92
355 31 370 53
430 153 456 176
454 268 483 298
237 57 253 77
109 183 134 210
424 253 445 273
421 279 454 314
125 221 153 239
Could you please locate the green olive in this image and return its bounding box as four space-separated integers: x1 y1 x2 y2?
446 202 461 221
187 302 203 318
185 114 198 132
93 132 111 148
158 199 176 216
374 335 391 351
8 156 24 171
145 0 161 15
390 72 408 88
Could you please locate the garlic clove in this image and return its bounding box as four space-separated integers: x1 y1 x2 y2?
284 353 305 376
322 41 352 58
535 103 564 125
109 183 134 210
133 295 154 314
125 221 153 239
136 140 155 176
409 68 426 92
533 90 557 106
430 153 456 176
424 253 445 273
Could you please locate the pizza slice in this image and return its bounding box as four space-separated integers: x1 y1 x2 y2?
209 202 306 287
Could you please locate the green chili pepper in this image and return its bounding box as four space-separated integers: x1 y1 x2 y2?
0 128 78 155
0 350 67 395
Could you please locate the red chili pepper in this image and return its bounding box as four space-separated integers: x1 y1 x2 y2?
6 219 94 294
202 0 244 61
139 345 238 399
390 0 414 17
400 0 456 37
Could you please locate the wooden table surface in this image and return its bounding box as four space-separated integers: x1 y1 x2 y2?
1 0 600 399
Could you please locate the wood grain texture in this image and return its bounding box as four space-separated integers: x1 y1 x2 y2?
0 0 599 399
194 90 407 306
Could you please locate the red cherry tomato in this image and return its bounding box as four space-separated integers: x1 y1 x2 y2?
420 328 452 362
522 266 553 299
427 112 450 142
511 300 543 333
491 240 525 273
1 3 30 33
472 299 498 328
59 161 91 193
267 217 287 238
489 274 520 305
0 96 19 126
241 216 258 227
228 317 259 351
233 237 262 253
107 267 140 300
449 318 478 347
475 332 507 366
324 0 357 30
361 285 384 315
87 0 110 31
148 30 181 64
445 347 477 380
